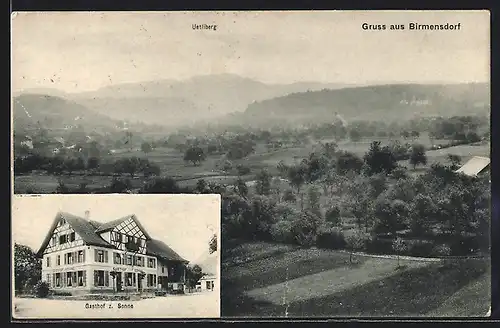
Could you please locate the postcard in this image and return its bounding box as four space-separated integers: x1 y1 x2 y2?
11 10 491 319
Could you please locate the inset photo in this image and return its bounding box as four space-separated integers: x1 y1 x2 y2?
12 194 220 319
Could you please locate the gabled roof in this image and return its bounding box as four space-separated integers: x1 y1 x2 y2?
94 214 153 240
146 239 188 263
36 212 112 257
455 156 490 176
37 212 186 263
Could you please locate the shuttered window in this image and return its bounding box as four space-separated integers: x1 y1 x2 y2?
105 271 109 287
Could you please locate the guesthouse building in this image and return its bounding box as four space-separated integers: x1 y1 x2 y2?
37 211 188 295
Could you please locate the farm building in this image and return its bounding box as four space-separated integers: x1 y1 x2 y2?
196 274 216 292
37 211 188 295
455 156 490 177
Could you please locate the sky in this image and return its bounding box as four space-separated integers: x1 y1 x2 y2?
11 10 490 93
11 194 221 263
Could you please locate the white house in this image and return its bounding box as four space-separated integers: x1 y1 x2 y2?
37 211 188 295
196 274 216 292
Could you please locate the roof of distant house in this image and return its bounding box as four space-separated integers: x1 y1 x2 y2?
455 156 490 176
36 212 187 263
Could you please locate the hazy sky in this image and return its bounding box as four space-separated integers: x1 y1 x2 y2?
12 194 220 262
11 11 489 93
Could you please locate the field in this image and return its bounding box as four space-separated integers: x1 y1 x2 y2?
222 241 491 317
13 136 490 194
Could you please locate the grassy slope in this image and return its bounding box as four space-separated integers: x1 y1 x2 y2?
222 241 490 318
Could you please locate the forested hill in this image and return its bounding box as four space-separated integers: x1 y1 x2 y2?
230 83 490 127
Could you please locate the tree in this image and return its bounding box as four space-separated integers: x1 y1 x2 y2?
373 199 408 238
141 142 153 154
291 210 322 247
306 185 322 217
114 157 142 177
287 164 307 209
209 234 217 254
141 177 182 193
363 141 397 175
345 231 366 264
447 154 462 170
336 151 364 175
325 205 341 226
409 144 428 169
409 194 436 237
411 130 420 140
349 129 361 142
184 146 206 166
233 177 249 198
14 243 41 293
255 169 272 196
185 264 204 289
195 179 208 194
400 130 410 139
109 178 132 193
392 237 408 268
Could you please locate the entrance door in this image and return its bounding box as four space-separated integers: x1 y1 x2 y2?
116 272 123 292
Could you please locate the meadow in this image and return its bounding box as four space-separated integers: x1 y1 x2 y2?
222 241 491 317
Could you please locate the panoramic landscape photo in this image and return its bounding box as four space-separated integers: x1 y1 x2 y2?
12 11 491 318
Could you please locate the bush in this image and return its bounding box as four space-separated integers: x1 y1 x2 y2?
406 239 434 257
34 281 50 298
325 206 341 226
365 237 394 254
270 220 294 243
431 243 452 257
316 227 346 250
236 164 251 176
291 211 321 247
283 189 296 202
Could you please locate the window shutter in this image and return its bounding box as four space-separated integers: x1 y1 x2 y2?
73 272 77 286
52 273 56 287
94 249 98 262
74 251 78 263
104 251 108 263
94 271 98 286
64 254 67 265
83 250 86 263
83 271 87 287
105 271 109 287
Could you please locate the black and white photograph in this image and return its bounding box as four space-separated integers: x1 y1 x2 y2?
11 11 491 318
12 194 221 319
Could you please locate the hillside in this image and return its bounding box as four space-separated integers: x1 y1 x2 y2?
229 83 490 127
193 249 218 276
12 94 119 133
67 74 349 125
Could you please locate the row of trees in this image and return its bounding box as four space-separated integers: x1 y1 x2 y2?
14 154 161 178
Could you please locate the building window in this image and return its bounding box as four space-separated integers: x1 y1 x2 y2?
94 270 108 287
59 235 67 244
46 274 51 287
206 281 211 290
55 273 61 287
127 255 133 265
46 256 50 267
135 256 143 267
114 252 122 264
147 274 157 287
78 250 85 263
56 255 60 266
113 231 122 242
69 232 75 242
51 236 57 246
77 270 86 286
65 252 74 265
126 272 133 287
148 258 156 268
162 266 164 274
67 272 73 287
95 249 108 263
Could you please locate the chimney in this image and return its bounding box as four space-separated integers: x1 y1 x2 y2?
84 210 90 220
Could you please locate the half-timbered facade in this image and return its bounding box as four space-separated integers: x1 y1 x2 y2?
37 211 188 295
